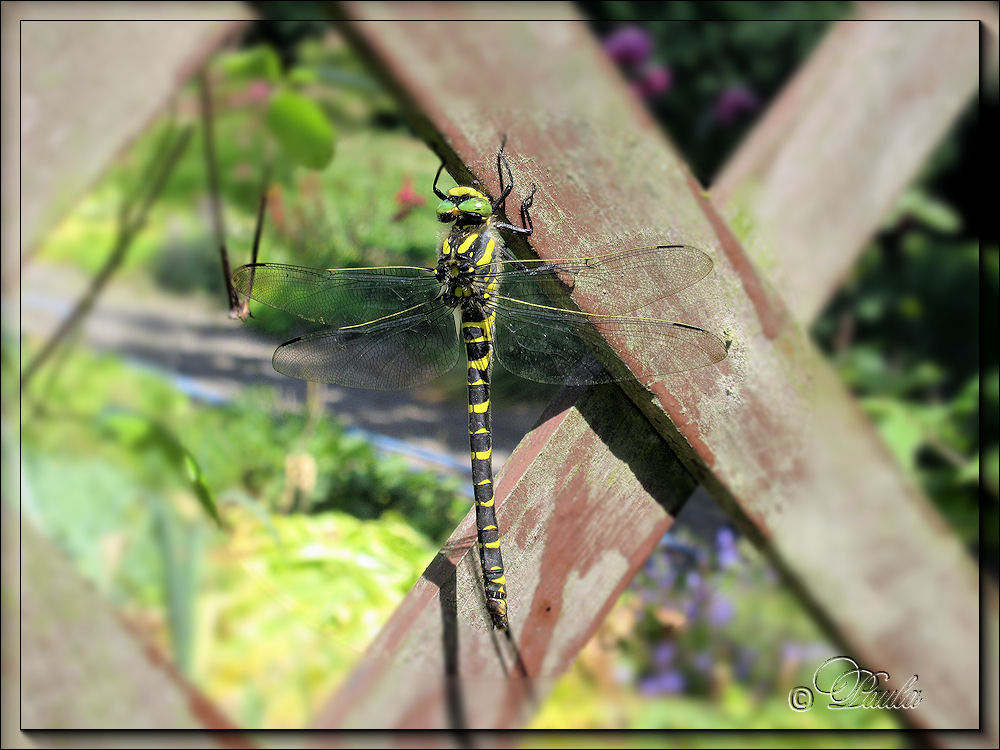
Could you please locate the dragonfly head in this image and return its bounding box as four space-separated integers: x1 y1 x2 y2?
437 186 492 226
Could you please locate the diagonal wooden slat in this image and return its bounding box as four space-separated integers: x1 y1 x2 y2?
713 9 979 321
15 510 250 737
315 7 984 732
14 10 252 260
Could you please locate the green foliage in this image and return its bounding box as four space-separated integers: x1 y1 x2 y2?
21 452 166 608
195 504 435 727
151 498 206 676
99 409 223 527
882 187 961 234
218 45 282 82
212 43 337 173
812 187 990 555
265 89 336 170
39 35 439 305
18 345 466 725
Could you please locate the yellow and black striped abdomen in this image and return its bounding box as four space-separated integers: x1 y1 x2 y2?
463 304 506 630
442 223 507 629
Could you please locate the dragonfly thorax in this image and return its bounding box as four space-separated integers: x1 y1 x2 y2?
436 224 500 308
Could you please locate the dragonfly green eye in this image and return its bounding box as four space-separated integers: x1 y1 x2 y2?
457 197 491 218
436 199 459 222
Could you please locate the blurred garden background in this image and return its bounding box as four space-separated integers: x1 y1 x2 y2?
8 1 995 738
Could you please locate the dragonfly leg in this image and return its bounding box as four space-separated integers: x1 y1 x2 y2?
432 161 448 200
494 180 536 237
492 137 515 213
519 183 537 233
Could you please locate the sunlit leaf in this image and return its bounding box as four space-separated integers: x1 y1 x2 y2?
862 398 924 474
265 89 336 170
98 409 223 527
218 45 282 82
287 65 320 86
883 187 961 233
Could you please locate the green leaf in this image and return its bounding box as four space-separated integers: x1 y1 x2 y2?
265 89 336 170
287 65 320 86
98 409 223 527
883 187 961 233
100 410 152 445
218 45 281 82
956 455 979 484
863 398 924 474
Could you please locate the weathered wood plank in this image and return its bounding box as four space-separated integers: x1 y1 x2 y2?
317 7 983 731
315 386 689 729
8 10 256 739
15 510 249 736
713 10 979 321
13 9 252 259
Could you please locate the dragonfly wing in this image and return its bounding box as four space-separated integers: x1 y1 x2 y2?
493 245 714 314
492 297 727 385
232 263 442 326
272 300 461 390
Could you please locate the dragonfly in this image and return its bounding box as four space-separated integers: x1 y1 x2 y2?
232 142 728 631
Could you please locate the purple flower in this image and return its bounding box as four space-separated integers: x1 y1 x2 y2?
782 642 805 663
685 571 702 591
659 567 677 590
639 669 686 695
683 597 700 620
707 594 735 627
653 641 676 669
805 643 830 661
638 64 673 97
715 527 740 568
714 84 761 125
604 25 653 68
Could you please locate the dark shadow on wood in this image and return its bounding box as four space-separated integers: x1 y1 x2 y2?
500 627 537 712
574 383 698 518
420 552 471 736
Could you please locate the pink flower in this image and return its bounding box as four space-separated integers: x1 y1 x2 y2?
392 174 425 221
247 79 271 103
604 25 653 68
638 64 673 97
714 84 760 125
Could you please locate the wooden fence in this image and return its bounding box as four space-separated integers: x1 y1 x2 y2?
311 4 990 738
11 4 993 742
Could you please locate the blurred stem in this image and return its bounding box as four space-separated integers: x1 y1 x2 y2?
20 125 193 393
199 71 240 315
832 309 855 355
234 163 272 322
25 323 83 421
923 433 968 471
